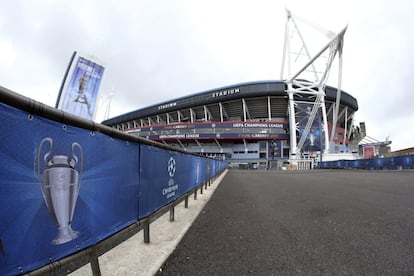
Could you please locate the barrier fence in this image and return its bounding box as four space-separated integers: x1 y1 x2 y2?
296 160 313 170
318 155 414 170
0 86 228 275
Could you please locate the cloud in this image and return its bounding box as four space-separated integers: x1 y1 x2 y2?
341 0 414 149
1 0 414 150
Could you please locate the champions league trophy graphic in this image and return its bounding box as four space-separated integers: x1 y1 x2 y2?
36 137 83 245
309 131 316 147
196 161 200 184
73 73 92 117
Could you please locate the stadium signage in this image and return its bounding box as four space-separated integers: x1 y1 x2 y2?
211 88 240 98
148 133 289 140
158 102 177 110
128 121 288 133
232 122 285 129
173 124 190 129
159 134 201 139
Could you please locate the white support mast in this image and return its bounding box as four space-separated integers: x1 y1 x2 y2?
101 91 114 121
280 8 347 159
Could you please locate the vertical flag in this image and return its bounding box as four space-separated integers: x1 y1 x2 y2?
56 52 105 120
296 102 323 152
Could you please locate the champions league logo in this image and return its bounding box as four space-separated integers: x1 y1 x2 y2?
163 157 178 199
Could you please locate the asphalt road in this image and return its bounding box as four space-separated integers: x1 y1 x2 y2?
156 169 414 275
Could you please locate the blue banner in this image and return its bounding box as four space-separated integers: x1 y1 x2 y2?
0 103 139 275
296 102 323 152
269 140 282 159
192 156 205 185
57 55 105 120
139 146 197 218
318 155 414 170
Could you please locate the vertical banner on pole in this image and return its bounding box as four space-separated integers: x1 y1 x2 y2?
296 102 323 153
56 53 105 121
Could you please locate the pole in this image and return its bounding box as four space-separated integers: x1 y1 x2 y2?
55 51 77 108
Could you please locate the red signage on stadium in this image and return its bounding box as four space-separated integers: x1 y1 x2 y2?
126 121 288 132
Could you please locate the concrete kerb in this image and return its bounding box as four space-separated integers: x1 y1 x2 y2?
70 170 228 276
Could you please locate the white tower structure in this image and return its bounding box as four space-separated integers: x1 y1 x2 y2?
97 91 114 121
280 9 347 160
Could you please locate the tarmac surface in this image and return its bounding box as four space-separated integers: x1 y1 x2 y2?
70 170 227 276
157 169 414 275
71 169 414 275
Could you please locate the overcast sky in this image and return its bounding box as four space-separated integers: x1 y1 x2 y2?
1 0 413 151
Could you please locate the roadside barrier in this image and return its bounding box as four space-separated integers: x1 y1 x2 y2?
0 86 228 275
317 155 414 170
296 159 313 170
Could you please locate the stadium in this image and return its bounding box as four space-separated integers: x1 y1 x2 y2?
100 10 367 169
102 80 359 169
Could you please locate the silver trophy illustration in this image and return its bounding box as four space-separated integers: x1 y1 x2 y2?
309 132 315 146
36 137 83 245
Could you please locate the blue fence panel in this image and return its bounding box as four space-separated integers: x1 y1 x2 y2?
212 160 217 177
393 156 402 169
179 153 199 193
139 145 198 219
352 159 361 169
318 154 414 170
0 103 140 275
192 156 204 186
199 158 208 184
205 159 211 182
401 155 414 169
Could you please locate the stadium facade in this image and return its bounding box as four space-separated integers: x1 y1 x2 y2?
102 80 359 168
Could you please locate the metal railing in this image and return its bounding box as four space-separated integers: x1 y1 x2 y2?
0 86 228 275
26 172 225 276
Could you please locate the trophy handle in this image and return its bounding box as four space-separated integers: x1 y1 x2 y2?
37 137 54 176
71 142 83 178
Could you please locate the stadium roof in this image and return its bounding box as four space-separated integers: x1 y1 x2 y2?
102 80 358 126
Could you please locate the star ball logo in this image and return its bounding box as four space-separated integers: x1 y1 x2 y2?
168 157 176 178
163 157 178 199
